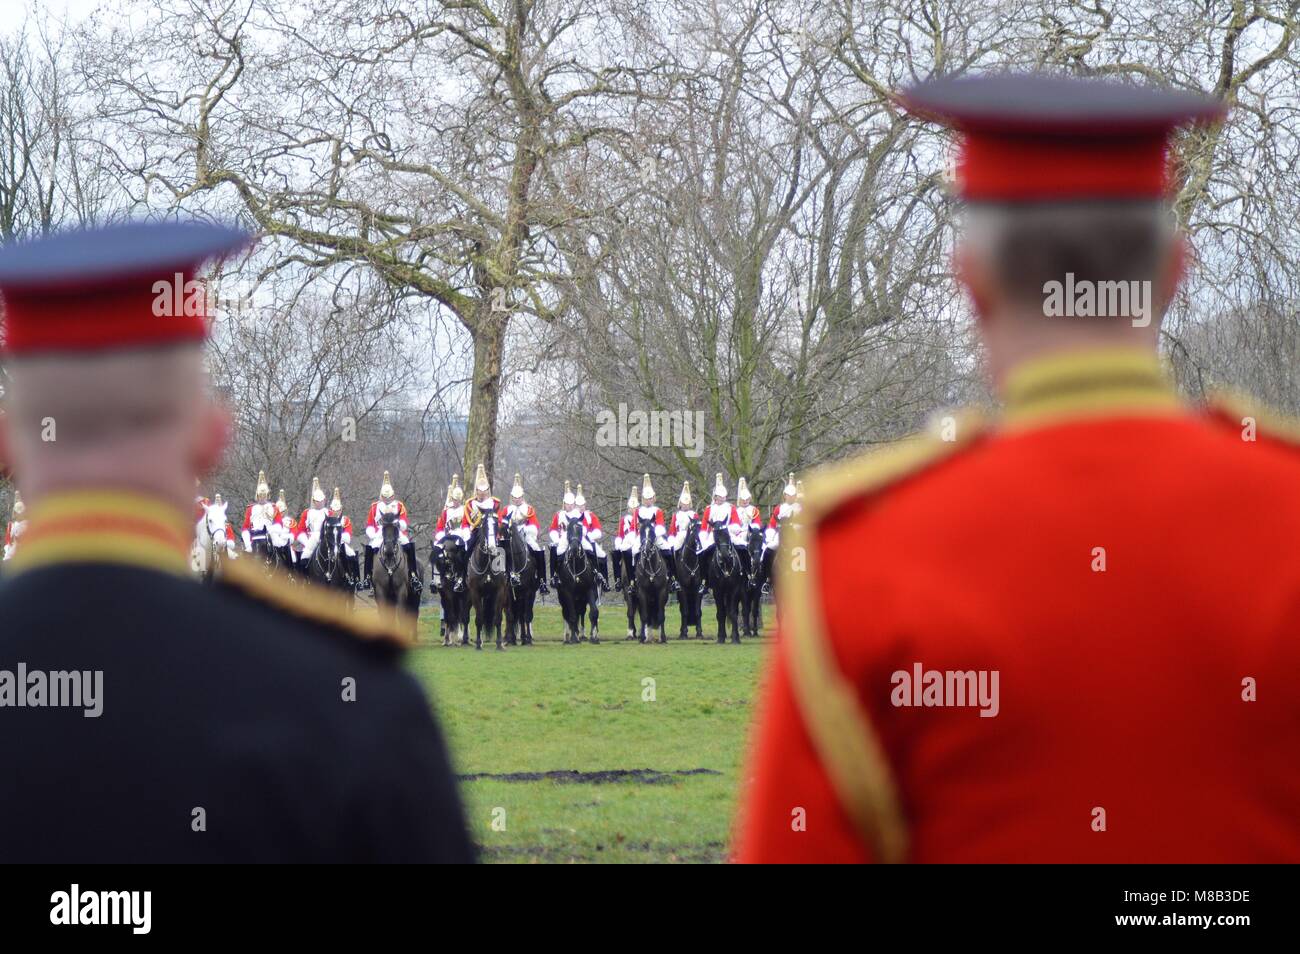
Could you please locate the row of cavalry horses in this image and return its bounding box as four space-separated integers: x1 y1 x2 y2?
197 506 771 651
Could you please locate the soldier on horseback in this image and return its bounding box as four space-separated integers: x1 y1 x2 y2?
634 474 675 593
574 483 609 592
240 470 277 560
325 487 359 586
432 474 469 591
270 488 297 568
667 480 698 566
764 473 800 591
3 492 27 562
364 471 421 595
547 480 577 591
613 485 638 592
499 473 546 593
735 477 763 582
206 494 240 562
295 478 329 577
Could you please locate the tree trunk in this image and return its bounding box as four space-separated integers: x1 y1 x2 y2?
462 303 508 490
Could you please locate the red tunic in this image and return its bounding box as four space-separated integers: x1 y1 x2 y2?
737 350 1300 863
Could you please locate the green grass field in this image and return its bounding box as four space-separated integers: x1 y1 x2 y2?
404 596 770 863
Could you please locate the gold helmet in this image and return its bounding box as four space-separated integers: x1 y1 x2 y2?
737 477 751 503
795 479 805 502
627 486 639 510
678 481 692 508
783 472 797 500
449 474 464 504
12 491 24 518
474 463 490 496
641 473 655 501
574 483 586 508
380 471 394 500
255 469 270 501
277 488 288 512
311 477 326 504
510 473 525 502
330 487 343 514
562 479 575 507
712 472 727 499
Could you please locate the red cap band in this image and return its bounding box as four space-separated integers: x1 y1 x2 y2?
958 132 1171 201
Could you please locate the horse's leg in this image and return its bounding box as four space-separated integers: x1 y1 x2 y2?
729 590 742 644
588 586 600 644
716 586 727 644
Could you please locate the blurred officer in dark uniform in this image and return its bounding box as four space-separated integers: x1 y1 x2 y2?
0 222 474 862
737 75 1300 863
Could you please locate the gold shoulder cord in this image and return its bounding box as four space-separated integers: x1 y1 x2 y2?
777 411 987 863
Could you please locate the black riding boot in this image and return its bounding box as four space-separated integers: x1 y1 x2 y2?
533 549 548 593
403 541 422 595
612 551 624 590
549 546 560 587
278 545 293 568
761 548 775 593
597 554 609 592
698 544 712 595
363 547 374 590
665 549 679 592
345 551 360 586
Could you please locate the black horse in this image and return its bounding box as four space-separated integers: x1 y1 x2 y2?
503 513 538 646
467 509 509 651
556 518 600 644
634 517 669 644
432 536 470 647
739 523 767 638
674 517 705 640
373 512 417 639
308 515 355 606
706 525 742 644
248 528 279 575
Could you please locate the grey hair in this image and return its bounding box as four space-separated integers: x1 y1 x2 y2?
962 200 1178 311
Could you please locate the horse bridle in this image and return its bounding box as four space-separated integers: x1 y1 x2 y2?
380 517 401 574
468 513 499 577
564 520 589 578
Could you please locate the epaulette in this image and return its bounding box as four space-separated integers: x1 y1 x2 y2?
800 408 991 527
1204 390 1300 447
218 559 413 652
777 407 988 865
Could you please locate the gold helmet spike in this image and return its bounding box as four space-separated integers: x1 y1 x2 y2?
255 469 270 499
311 477 326 503
641 473 655 499
330 487 343 512
737 477 751 502
783 472 797 499
511 473 525 500
563 479 575 507
12 491 24 517
679 481 692 508
574 483 586 508
712 472 728 499
449 474 464 503
627 486 640 510
474 463 490 494
380 471 394 499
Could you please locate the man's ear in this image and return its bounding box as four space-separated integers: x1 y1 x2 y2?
1157 234 1188 314
955 242 994 325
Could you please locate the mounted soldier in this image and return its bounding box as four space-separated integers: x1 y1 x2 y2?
269 488 296 567
698 472 743 556
547 480 578 590
240 470 277 559
325 487 359 586
364 471 421 595
3 492 27 561
635 474 674 593
763 473 799 589
573 483 609 591
613 485 638 592
295 478 329 577
498 472 545 593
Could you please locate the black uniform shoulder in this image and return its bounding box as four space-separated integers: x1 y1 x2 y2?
216 559 412 660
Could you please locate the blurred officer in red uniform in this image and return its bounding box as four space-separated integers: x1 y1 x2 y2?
736 74 1300 863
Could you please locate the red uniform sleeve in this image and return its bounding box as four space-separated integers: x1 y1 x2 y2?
588 513 602 531
768 508 779 529
435 511 447 533
549 512 560 532
734 632 872 864
242 506 253 531
343 517 353 534
366 502 379 532
655 509 665 527
527 507 540 529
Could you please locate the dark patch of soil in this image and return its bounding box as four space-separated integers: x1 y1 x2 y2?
458 767 721 785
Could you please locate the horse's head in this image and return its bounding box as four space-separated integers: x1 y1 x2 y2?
566 517 585 548
380 510 400 555
638 516 655 547
747 523 764 556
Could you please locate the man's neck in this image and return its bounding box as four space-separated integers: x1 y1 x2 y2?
983 314 1160 396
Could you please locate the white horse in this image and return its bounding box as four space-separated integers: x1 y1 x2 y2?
193 497 236 581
